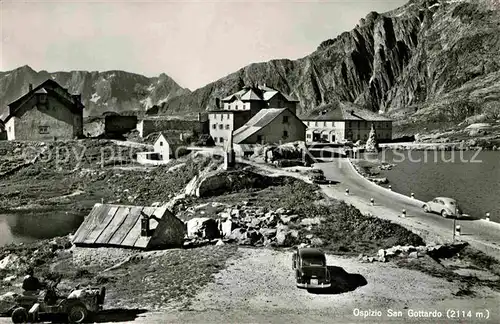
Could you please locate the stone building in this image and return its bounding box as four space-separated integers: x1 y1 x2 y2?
301 103 392 143
1 80 84 141
233 108 306 145
210 85 299 146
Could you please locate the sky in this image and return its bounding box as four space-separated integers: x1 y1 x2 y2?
1 0 408 90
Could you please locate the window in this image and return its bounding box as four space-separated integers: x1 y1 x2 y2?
220 114 223 121
283 130 288 138
257 135 263 143
8 127 11 133
219 137 224 143
159 141 163 146
219 124 223 130
306 133 311 139
212 124 217 129
39 126 49 134
282 116 289 124
39 94 47 104
225 124 230 130
314 121 318 127
214 137 218 143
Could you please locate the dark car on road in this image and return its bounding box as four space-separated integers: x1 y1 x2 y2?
292 247 331 289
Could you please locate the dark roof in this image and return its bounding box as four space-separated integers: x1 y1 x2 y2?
72 203 174 249
2 79 84 122
300 102 392 122
157 131 185 145
298 248 326 259
221 85 299 103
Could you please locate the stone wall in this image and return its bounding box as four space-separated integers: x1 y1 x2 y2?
138 119 209 138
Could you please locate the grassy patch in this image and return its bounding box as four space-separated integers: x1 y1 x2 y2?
55 246 238 310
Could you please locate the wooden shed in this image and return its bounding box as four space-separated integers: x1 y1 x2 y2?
72 203 186 249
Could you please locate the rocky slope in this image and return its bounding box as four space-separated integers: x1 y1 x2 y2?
0 65 189 117
159 0 500 136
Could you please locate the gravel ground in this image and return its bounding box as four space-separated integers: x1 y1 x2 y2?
148 248 499 323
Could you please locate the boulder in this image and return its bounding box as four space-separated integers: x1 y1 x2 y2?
215 240 225 246
300 217 322 226
0 254 20 271
310 237 324 247
275 207 287 214
221 220 238 238
409 251 418 259
229 228 247 242
280 214 299 224
259 228 277 238
3 275 16 283
276 224 299 246
186 218 220 239
378 249 386 258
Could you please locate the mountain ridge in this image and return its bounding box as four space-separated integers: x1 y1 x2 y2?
0 65 189 117
1 0 499 137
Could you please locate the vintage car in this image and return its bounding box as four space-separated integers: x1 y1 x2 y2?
422 197 462 218
292 247 331 288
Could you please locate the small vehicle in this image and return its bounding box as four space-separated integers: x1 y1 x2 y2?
309 173 335 185
292 247 331 289
5 277 105 323
422 197 462 218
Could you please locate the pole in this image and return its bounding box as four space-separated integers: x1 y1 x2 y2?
453 216 456 242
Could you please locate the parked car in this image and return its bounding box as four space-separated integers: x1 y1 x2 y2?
422 197 462 218
292 247 331 289
309 173 335 185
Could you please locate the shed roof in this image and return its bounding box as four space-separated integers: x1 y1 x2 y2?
72 203 172 249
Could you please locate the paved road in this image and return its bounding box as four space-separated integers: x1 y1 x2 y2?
315 158 500 259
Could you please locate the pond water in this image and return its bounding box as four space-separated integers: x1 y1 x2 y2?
0 212 83 247
369 150 500 223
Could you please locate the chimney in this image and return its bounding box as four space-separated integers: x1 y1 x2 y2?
28 84 33 92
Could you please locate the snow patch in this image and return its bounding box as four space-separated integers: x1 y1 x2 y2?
90 93 101 103
141 97 153 109
158 94 171 105
108 73 116 78
147 84 155 92
429 3 440 9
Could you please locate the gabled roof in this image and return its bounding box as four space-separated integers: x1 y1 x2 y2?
301 102 392 122
2 79 84 122
72 203 176 249
233 108 286 144
156 131 186 146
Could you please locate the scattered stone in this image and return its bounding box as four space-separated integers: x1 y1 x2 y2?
259 228 277 238
409 252 418 259
300 217 322 226
215 239 225 246
221 220 238 238
310 237 324 247
275 207 287 214
3 275 16 283
378 249 386 258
